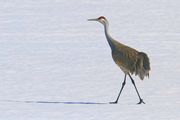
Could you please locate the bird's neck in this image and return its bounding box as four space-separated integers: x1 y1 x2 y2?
104 22 114 49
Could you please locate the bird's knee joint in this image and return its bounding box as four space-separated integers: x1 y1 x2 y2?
122 81 126 86
131 80 135 85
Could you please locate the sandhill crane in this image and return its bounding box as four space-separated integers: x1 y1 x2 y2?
88 16 150 104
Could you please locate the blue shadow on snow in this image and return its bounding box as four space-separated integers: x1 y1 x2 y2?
2 100 108 104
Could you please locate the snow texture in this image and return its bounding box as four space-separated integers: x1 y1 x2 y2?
0 0 180 120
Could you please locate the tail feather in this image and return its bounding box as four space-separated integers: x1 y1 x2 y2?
139 52 150 71
135 52 150 80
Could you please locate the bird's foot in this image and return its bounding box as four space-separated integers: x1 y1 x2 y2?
109 101 118 104
137 99 145 104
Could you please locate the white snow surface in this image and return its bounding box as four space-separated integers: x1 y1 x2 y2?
0 0 180 120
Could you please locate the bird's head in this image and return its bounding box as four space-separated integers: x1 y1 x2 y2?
88 16 108 25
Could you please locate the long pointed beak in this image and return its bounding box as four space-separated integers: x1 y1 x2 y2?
87 18 98 21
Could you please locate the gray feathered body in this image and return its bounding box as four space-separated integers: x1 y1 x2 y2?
110 40 150 80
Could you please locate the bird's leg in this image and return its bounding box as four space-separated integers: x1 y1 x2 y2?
110 74 127 104
128 74 145 104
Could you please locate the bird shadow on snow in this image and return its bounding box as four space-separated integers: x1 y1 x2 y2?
2 100 108 105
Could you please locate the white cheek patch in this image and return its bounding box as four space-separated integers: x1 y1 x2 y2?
100 19 105 23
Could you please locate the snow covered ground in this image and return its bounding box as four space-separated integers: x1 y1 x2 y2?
0 0 180 119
